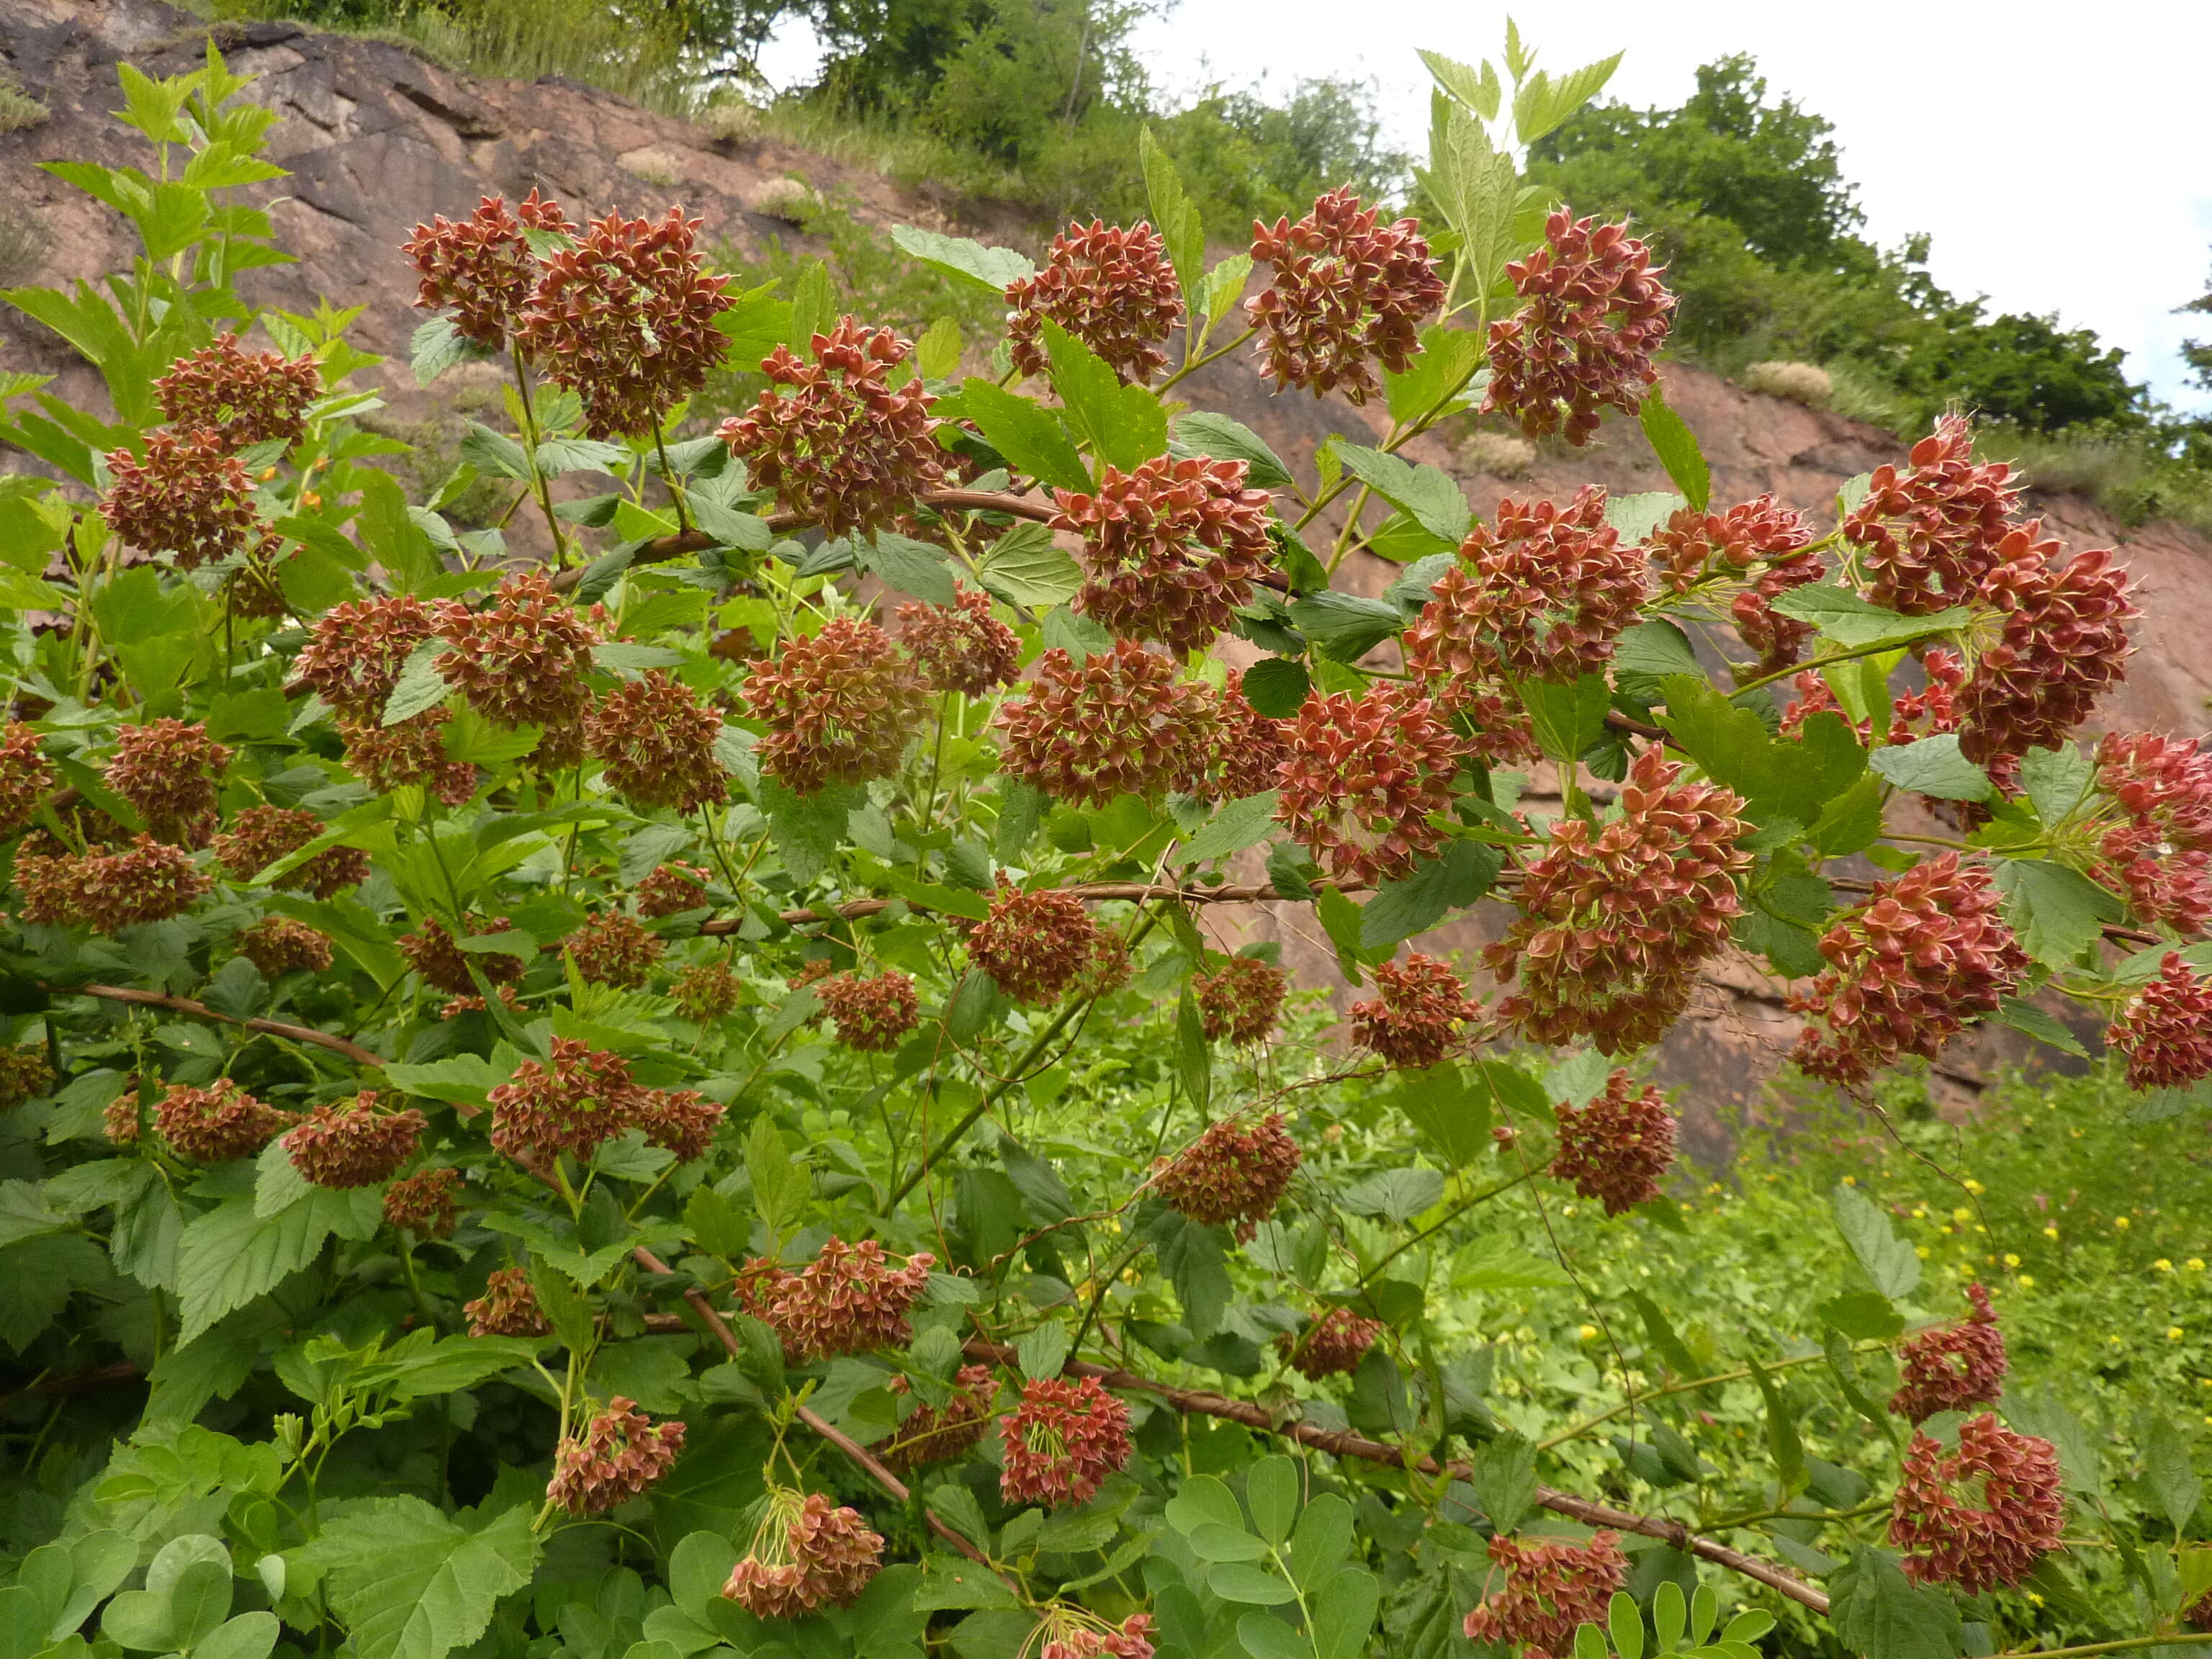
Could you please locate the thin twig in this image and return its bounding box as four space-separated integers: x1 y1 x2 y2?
65 984 384 1068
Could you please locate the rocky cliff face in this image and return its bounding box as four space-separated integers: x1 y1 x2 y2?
7 0 2211 1151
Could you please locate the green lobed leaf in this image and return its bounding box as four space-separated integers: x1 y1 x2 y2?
300 1500 540 1659
889 225 1034 292
862 531 958 606
1637 387 1709 511
1869 734 1995 801
1827 1549 1962 1659
1328 442 1471 544
1172 411 1292 490
1181 791 1282 866
1043 322 1167 473
976 521 1082 610
1830 1182 1920 1302
1993 858 2124 967
1767 585 1974 650
959 379 1091 493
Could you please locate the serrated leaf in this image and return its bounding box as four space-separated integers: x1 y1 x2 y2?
410 315 470 387
175 1189 379 1346
1869 734 1994 801
976 521 1082 609
1182 791 1281 866
458 421 532 482
889 225 1034 292
1241 658 1309 719
1287 592 1402 662
1172 411 1292 490
1328 442 1470 544
1768 585 1973 650
1831 1182 1919 1301
300 1499 539 1659
1361 840 1501 948
960 379 1090 493
862 531 957 606
1638 388 1709 511
1993 858 2123 967
1015 1323 1071 1381
1043 322 1166 472
1827 1549 1961 1659
382 641 452 726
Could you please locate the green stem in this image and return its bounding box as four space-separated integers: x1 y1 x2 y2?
1067 1236 1149 1355
507 346 570 566
888 997 1091 1208
1728 637 1917 698
1355 1170 1534 1288
652 422 691 533
1998 1637 2212 1659
1158 326 1258 395
1535 1348 1837 1450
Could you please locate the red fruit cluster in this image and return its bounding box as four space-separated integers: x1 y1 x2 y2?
881 1364 997 1475
636 862 711 919
153 1079 294 1164
156 332 323 451
293 595 457 721
102 428 258 568
441 572 597 734
1203 671 1296 802
2099 732 2212 850
1789 854 2030 1091
1488 748 1750 1054
1246 188 1444 405
465 1267 552 1336
743 616 932 794
282 1092 427 1188
1195 955 1290 1046
107 719 233 847
1647 495 1822 673
235 917 334 978
896 588 1022 697
1055 457 1272 655
673 961 744 1022
998 641 1217 807
1154 1112 1300 1239
1461 1532 1629 1659
743 1236 936 1359
816 970 921 1052
1040 1611 1155 1659
1275 683 1463 886
0 722 53 837
1351 953 1485 1070
999 1375 1133 1507
1550 1071 1677 1216
719 317 946 538
1280 1307 1382 1379
1483 212 1676 446
0 1046 55 1110
488 1038 713 1166
17 836 212 933
547 1397 686 1514
1007 220 1184 384
399 916 525 996
383 1166 464 1238
724 1488 886 1618
515 207 732 439
403 190 571 349
337 712 478 806
634 1087 727 1164
1843 416 2020 614
104 1092 142 1148
585 670 729 812
565 910 664 989
1406 487 1649 703
214 806 368 898
1889 1413 2064 1596
2107 954 2212 1092
1892 1283 2008 1422
1954 531 2136 772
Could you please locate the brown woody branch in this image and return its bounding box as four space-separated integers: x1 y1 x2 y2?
958 1338 1830 1617
62 984 385 1068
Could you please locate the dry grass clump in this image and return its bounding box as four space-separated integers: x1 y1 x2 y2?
749 177 817 222
1742 360 1833 408
701 99 761 144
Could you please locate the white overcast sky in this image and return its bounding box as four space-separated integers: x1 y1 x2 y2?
763 1 2212 410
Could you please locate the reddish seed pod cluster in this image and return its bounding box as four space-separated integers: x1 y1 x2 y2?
1550 1071 1678 1216
465 1266 552 1337
724 1488 886 1618
1351 953 1486 1070
399 915 525 996
0 1046 55 1111
635 862 711 919
383 1166 464 1239
720 317 946 538
1889 1413 2064 1596
633 1087 727 1165
1280 1307 1383 1379
1154 1112 1301 1241
1406 487 1650 703
107 719 233 847
487 1038 719 1166
156 332 323 451
17 836 213 934
744 616 932 795
1202 672 1295 803
214 806 368 898
1194 955 1290 1047
1955 532 2136 772
282 1092 427 1188
966 881 1102 1005
547 1397 686 1514
440 572 598 734
896 589 1022 698
1054 457 1273 655
403 190 571 349
585 670 729 812
0 722 53 837
998 641 1218 807
564 910 664 989
338 712 479 806
1789 853 2030 1090
1246 187 1444 405
881 1364 997 1475
235 917 335 978
1647 496 1822 673
102 428 259 568
1275 683 1463 886
1483 212 1676 446
1488 748 1750 1054
999 1375 1133 1508
1843 415 2020 614
1461 1531 1629 1659
815 970 921 1052
293 595 457 721
514 207 732 439
1039 1612 1156 1659
742 1236 936 1359
1891 1283 2008 1422
153 1079 294 1164
2106 954 2212 1093
2094 734 2212 928
1007 220 1184 384
672 961 744 1022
